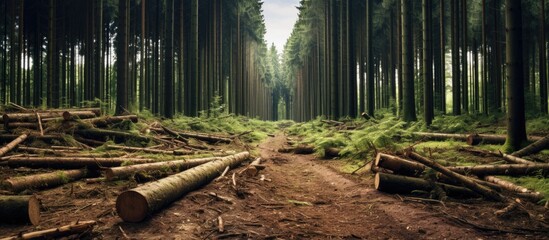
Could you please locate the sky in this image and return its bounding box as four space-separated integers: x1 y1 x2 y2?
263 0 301 53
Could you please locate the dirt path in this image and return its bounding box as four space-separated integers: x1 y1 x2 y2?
1 134 547 239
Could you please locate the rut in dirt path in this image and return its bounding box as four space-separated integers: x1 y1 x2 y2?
254 133 486 239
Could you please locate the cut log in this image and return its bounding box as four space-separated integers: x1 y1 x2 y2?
62 111 98 121
446 163 549 176
483 176 544 203
512 135 549 157
0 220 96 240
375 153 425 177
3 111 98 124
238 158 264 177
116 151 250 222
0 134 64 142
278 145 315 154
0 133 27 157
106 145 179 155
105 156 221 180
83 115 138 127
467 134 544 146
75 128 150 143
163 129 231 144
3 156 156 169
0 195 40 225
407 151 506 202
374 173 479 198
2 169 89 192
4 122 37 129
16 146 76 155
412 132 469 141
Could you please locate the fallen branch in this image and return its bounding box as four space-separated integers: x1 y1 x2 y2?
412 132 469 142
218 216 225 233
116 152 249 222
75 129 150 143
0 195 41 225
483 176 544 203
467 134 544 146
83 115 138 127
106 145 193 155
0 220 96 240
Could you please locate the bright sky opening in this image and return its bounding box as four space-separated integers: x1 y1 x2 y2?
263 0 301 52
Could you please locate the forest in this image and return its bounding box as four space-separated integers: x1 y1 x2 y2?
0 0 548 239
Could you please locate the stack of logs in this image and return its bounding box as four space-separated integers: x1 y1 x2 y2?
373 133 549 204
0 106 259 237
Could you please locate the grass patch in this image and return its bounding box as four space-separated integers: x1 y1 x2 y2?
500 176 549 203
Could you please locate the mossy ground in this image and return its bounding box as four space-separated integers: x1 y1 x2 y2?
286 111 549 202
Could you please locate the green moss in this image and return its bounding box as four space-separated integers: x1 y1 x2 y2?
500 176 549 203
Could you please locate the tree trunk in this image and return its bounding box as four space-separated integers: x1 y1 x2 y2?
106 145 193 155
366 0 374 117
0 195 40 225
511 134 549 157
401 0 417 122
83 115 138 127
0 134 27 157
446 163 549 176
2 169 89 192
116 0 129 115
541 0 548 114
3 156 156 169
374 172 479 198
164 0 174 118
423 0 434 125
375 153 425 177
74 129 150 143
413 132 469 141
504 0 527 152
165 131 231 144
407 151 506 201
451 0 461 115
105 156 223 180
116 151 249 222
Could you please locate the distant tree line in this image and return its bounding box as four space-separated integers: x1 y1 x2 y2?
0 0 279 120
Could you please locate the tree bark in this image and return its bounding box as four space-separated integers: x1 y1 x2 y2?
407 151 506 201
74 129 150 143
483 176 544 203
374 172 479 198
106 145 193 155
413 132 469 141
116 152 250 222
105 156 223 180
0 134 27 157
447 163 549 176
238 158 263 177
375 153 425 177
504 0 527 151
83 115 138 127
0 195 40 225
401 0 417 122
2 169 89 192
3 156 156 169
511 134 549 157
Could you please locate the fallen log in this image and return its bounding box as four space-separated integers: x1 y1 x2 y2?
75 128 150 143
2 169 89 192
467 134 544 146
106 145 180 155
446 163 549 176
165 129 231 144
407 151 506 202
116 151 250 222
3 111 98 124
0 195 40 225
4 122 37 129
412 132 469 141
0 220 96 240
512 135 549 157
105 156 221 180
62 111 98 121
324 147 341 159
458 147 535 164
0 134 64 142
16 146 76 155
3 156 157 169
0 133 27 157
83 115 138 127
278 145 315 154
238 158 264 177
483 176 544 203
374 172 479 198
375 153 425 177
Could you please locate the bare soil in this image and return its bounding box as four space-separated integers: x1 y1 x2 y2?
1 133 548 239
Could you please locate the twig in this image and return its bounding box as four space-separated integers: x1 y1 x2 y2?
351 160 373 175
118 226 130 239
208 192 234 204
215 166 230 181
232 172 237 186
217 216 224 233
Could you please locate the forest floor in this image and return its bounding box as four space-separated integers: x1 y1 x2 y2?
1 132 548 239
